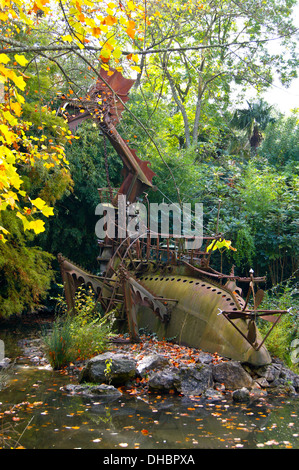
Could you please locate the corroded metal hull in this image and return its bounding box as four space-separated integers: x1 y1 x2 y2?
134 273 271 366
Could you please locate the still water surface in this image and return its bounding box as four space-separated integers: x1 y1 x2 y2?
0 324 298 450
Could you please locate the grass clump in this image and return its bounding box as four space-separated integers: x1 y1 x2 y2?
43 286 114 369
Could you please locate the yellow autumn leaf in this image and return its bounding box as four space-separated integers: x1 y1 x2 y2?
0 225 9 235
99 24 108 33
2 146 16 164
119 16 127 25
2 110 18 126
14 89 25 104
8 172 23 189
126 20 136 39
14 54 28 67
9 71 26 90
112 48 122 59
28 219 45 234
127 0 136 10
0 12 8 21
0 53 10 64
10 101 22 116
16 211 25 221
41 205 54 217
62 34 73 42
31 197 54 217
0 233 8 243
131 65 141 73
31 197 46 210
0 124 16 145
207 238 237 252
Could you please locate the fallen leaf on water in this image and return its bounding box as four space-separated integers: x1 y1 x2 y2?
265 440 279 446
141 429 149 435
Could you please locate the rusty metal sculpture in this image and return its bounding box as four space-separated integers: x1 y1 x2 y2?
58 68 289 366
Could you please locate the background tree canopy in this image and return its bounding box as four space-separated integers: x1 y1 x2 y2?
0 0 298 317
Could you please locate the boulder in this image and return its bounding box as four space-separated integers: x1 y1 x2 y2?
79 352 137 386
148 368 179 391
137 353 171 377
212 361 253 390
148 364 213 396
254 363 281 382
253 361 299 392
232 387 251 402
175 364 213 396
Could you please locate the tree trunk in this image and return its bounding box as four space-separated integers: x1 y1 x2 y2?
163 68 191 148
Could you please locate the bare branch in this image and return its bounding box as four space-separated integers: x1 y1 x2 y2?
0 33 297 55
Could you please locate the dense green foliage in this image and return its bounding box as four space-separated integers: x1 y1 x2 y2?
0 211 54 317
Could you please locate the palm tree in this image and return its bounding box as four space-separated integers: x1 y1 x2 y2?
231 99 276 154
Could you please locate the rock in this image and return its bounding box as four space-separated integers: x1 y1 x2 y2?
232 387 250 402
196 351 214 365
214 382 226 392
279 367 299 392
137 354 171 377
175 364 213 396
255 377 270 388
0 357 11 370
254 364 281 382
148 364 213 396
63 383 122 398
251 388 268 399
253 362 299 392
203 388 224 400
212 361 253 390
148 368 179 391
79 352 137 386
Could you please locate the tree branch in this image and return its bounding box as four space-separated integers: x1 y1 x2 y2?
0 33 297 55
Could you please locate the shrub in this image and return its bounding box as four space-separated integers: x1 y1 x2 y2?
43 285 114 368
258 280 299 371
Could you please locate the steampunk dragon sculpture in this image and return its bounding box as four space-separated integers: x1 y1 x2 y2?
58 68 288 366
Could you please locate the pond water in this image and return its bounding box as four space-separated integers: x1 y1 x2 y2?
0 321 298 450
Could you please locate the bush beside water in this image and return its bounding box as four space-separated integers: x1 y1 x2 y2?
43 286 114 369
257 279 299 373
